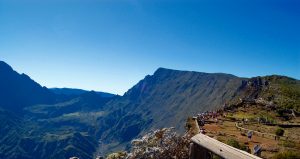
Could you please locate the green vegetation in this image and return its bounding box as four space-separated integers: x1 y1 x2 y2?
226 138 248 152
185 117 199 136
258 112 277 124
275 128 285 136
231 112 256 120
280 140 296 148
265 76 300 111
106 151 127 159
273 151 300 159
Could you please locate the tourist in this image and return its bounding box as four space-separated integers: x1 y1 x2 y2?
247 130 253 141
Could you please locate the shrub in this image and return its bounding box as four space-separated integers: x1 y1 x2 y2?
280 140 296 148
226 138 248 152
123 128 190 159
275 128 284 136
226 116 236 121
276 109 285 117
273 151 300 159
107 152 127 159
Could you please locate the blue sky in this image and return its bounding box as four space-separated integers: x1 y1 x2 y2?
0 0 299 95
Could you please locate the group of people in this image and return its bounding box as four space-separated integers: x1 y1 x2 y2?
196 110 223 134
196 110 222 125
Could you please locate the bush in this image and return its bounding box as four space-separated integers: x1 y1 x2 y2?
123 128 191 159
280 140 296 148
226 116 236 121
276 109 285 117
273 151 300 159
107 151 127 159
226 138 248 152
275 128 285 136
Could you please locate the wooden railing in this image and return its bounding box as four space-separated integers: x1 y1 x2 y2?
189 117 262 159
190 133 262 159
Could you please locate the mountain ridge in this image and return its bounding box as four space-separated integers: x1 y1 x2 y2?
0 61 299 158
0 61 58 112
97 68 300 154
50 88 115 98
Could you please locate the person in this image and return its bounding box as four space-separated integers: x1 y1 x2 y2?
253 145 262 157
247 130 253 141
245 118 248 124
200 128 206 134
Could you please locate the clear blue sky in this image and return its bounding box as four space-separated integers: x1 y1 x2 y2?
0 0 299 95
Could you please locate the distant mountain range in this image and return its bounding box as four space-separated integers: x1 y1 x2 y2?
0 60 299 158
50 88 115 98
0 61 115 159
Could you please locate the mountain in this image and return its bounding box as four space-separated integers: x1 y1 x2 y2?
0 61 115 159
50 88 115 98
0 61 58 112
97 68 245 153
0 91 114 159
97 68 300 154
18 91 112 159
0 61 299 158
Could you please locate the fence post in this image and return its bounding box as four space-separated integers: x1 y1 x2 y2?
190 142 211 159
189 143 195 159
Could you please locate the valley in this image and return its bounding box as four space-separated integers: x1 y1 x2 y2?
0 60 299 159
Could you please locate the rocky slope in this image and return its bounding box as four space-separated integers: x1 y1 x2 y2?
97 68 300 154
97 68 244 152
0 61 114 159
0 61 58 113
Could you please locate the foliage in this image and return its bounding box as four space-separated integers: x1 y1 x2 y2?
258 112 277 124
226 138 248 152
106 152 127 159
273 151 300 159
266 76 300 111
107 128 191 159
275 128 285 136
280 140 296 148
185 117 199 136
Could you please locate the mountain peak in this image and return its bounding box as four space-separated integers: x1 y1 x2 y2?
154 67 170 73
153 67 182 76
0 61 13 71
0 61 57 112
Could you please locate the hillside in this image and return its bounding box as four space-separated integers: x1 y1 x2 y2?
0 61 58 112
97 68 300 154
0 91 113 159
0 61 299 158
103 72 300 158
0 61 115 159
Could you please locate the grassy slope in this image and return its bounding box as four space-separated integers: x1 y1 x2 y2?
204 75 300 159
